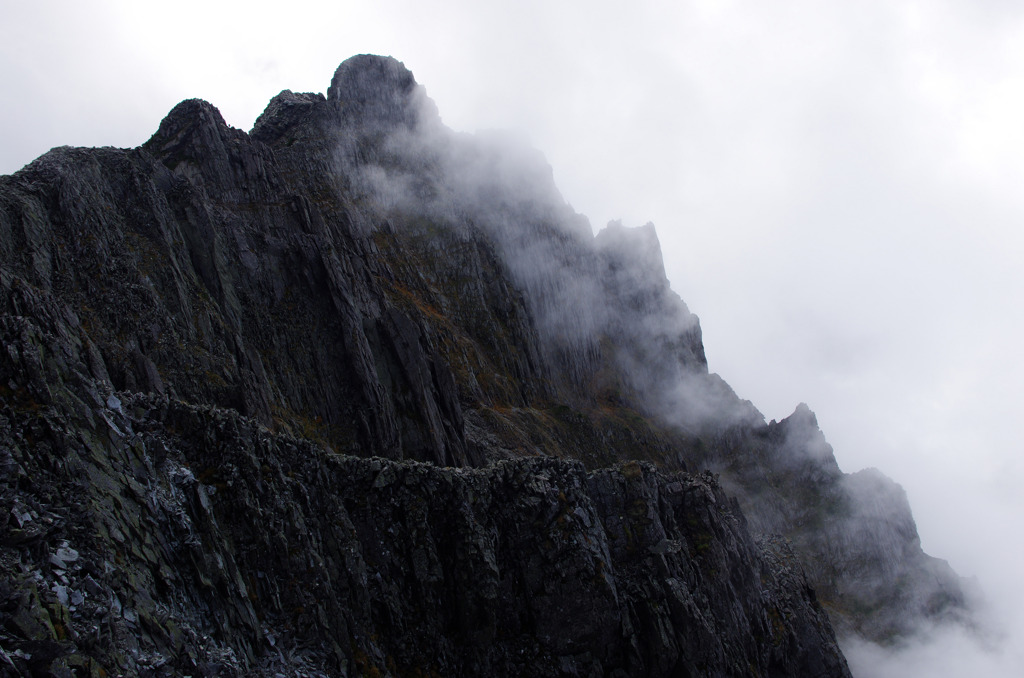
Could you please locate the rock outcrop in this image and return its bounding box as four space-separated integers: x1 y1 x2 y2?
0 339 847 674
0 54 962 675
696 404 967 641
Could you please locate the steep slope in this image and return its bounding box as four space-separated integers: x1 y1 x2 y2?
269 54 965 644
0 315 847 674
0 53 960 673
695 405 968 640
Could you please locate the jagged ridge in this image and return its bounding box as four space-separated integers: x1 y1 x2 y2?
0 54 964 675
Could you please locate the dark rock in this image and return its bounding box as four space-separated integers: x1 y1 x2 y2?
701 403 969 642
0 373 850 675
328 54 431 130
0 52 964 674
251 90 326 146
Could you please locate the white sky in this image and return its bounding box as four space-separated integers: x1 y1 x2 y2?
3 1 1023 672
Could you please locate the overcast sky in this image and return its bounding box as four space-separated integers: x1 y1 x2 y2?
3 1 1023 673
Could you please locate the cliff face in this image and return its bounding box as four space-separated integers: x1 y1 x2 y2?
0 359 845 675
697 405 967 641
0 54 959 675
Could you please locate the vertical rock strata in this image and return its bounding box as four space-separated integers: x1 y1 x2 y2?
0 54 957 674
0 358 847 674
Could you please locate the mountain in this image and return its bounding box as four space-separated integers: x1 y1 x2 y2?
0 54 963 676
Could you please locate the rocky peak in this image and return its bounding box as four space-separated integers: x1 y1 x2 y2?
596 220 668 288
145 98 231 164
143 97 280 204
774 403 836 465
328 54 438 132
250 90 326 146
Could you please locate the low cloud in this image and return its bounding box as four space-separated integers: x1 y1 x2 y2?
843 615 1023 678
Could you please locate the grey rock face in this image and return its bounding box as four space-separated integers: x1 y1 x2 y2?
0 53 959 674
328 54 435 132
701 404 968 642
0 282 850 675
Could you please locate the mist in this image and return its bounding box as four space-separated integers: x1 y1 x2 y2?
343 72 759 433
4 1 1024 675
843 617 1024 678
